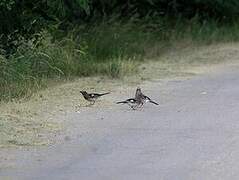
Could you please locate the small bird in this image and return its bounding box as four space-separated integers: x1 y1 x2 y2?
135 87 159 106
80 91 110 105
135 87 144 107
116 98 140 110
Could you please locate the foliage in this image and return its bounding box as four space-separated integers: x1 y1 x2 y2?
89 0 239 19
1 0 239 54
1 0 239 100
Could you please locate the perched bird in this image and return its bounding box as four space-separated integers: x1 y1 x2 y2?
135 87 159 106
80 91 110 105
116 98 140 110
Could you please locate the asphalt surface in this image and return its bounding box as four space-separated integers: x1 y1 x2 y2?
1 65 239 180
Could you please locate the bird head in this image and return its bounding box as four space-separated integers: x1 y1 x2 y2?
136 87 141 92
135 87 142 95
80 91 87 95
135 87 142 98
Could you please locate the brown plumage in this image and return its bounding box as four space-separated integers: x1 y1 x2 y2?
135 87 159 106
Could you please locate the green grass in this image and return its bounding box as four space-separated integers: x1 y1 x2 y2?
1 17 239 101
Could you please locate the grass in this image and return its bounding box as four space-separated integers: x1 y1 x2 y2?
1 17 239 101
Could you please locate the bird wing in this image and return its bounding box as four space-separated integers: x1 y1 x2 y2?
149 99 159 105
90 92 110 98
116 98 136 104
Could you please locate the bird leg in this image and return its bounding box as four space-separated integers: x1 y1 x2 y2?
89 100 95 106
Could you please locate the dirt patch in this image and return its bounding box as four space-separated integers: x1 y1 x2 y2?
0 115 59 147
1 42 239 148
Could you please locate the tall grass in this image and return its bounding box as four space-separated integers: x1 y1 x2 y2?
1 17 239 101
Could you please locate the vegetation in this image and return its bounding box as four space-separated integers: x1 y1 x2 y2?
1 0 239 101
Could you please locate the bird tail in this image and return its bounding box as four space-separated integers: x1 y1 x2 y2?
149 100 159 105
99 92 110 96
116 101 127 104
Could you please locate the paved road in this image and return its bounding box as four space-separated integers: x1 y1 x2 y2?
2 65 239 180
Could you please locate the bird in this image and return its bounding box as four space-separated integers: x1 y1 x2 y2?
80 91 110 105
135 87 144 107
135 87 159 106
116 98 140 110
